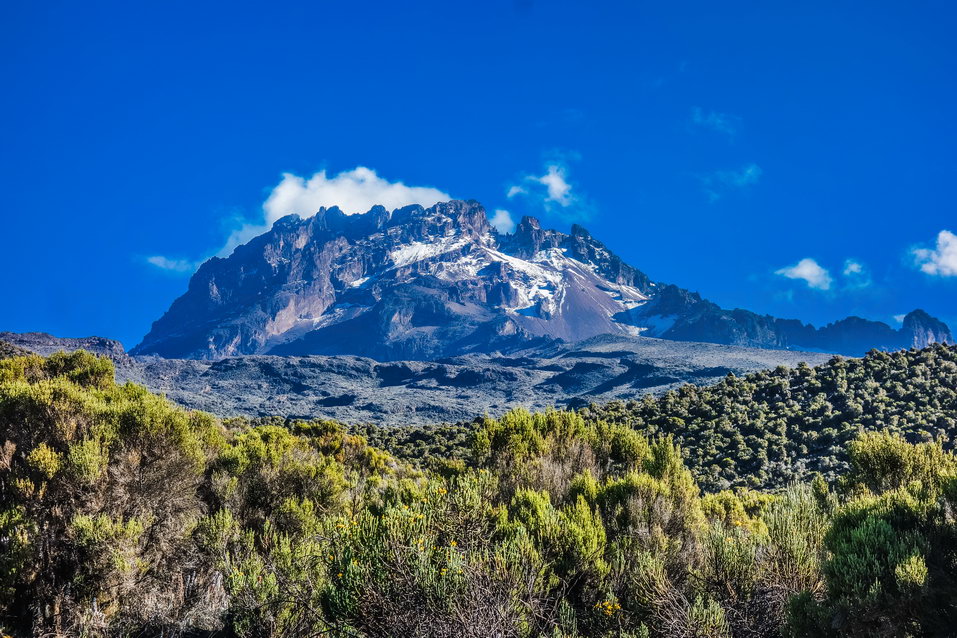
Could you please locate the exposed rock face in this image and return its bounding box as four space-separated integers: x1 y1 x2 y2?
902 310 953 349
0 332 127 358
0 340 32 359
132 200 952 359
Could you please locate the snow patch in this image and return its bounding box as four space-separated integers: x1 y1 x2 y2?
389 236 469 269
638 314 678 336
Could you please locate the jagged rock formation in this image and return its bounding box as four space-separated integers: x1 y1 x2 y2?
132 200 952 359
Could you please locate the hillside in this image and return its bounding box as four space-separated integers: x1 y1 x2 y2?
359 343 957 491
1 348 956 637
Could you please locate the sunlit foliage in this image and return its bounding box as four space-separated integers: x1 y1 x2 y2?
1 349 956 636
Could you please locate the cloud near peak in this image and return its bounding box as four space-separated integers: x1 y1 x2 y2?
219 167 452 257
507 160 592 222
912 230 957 277
490 209 516 234
775 258 833 290
146 166 453 273
263 167 451 223
775 256 875 293
145 255 201 273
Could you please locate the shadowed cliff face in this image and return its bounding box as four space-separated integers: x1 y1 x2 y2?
132 200 952 360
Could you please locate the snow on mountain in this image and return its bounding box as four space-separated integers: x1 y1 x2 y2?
132 200 952 360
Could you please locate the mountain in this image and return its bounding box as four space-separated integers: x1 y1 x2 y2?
132 200 951 359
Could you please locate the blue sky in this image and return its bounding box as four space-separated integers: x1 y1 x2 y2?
1 0 955 348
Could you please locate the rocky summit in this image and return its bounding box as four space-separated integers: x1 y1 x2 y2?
133 200 952 360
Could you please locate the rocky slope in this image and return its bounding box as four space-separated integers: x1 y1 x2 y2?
2 332 832 426
131 201 951 360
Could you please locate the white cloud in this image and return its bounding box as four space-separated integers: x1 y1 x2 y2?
506 185 526 198
843 259 864 275
146 166 455 269
691 107 739 136
912 229 957 277
775 258 833 291
146 255 200 274
893 313 907 324
490 209 516 234
702 163 762 201
263 167 450 221
841 258 872 289
218 167 452 256
535 164 573 206
507 161 592 221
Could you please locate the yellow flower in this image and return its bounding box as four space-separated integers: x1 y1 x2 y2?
449 540 457 547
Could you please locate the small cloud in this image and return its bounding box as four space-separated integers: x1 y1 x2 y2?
912 229 957 277
506 185 527 198
841 259 872 289
146 255 199 274
701 163 762 201
536 164 572 206
893 313 907 324
691 107 739 137
843 259 864 275
775 257 833 291
507 159 593 222
490 209 516 234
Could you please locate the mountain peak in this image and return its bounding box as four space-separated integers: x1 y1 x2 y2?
901 308 953 348
132 199 952 360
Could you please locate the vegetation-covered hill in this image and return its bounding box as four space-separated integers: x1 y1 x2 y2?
1 349 957 636
354 344 957 492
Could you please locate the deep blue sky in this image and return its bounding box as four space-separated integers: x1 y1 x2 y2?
2 0 955 348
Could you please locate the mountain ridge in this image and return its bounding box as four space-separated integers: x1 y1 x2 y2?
132 200 952 359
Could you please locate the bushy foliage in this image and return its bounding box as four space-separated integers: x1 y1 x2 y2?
579 345 957 491
1 349 957 637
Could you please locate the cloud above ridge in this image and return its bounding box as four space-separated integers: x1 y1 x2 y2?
219 167 452 257
507 160 593 222
775 258 833 290
145 255 200 273
490 209 516 234
912 230 957 277
264 167 451 221
146 166 454 272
